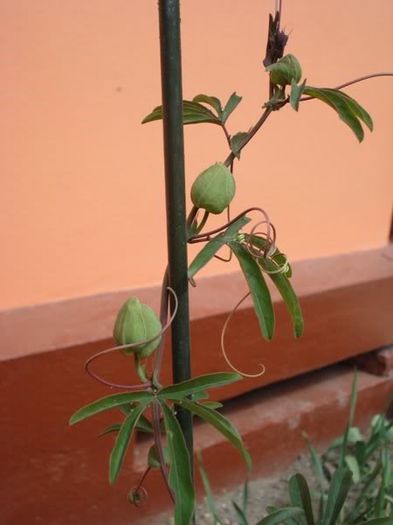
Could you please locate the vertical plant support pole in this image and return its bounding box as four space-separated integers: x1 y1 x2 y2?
159 0 194 459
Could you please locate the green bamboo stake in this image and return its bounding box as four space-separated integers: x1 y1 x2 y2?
158 0 193 464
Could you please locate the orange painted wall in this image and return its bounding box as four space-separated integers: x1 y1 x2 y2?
1 0 392 310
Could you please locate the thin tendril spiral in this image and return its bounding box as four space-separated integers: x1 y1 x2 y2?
221 292 266 378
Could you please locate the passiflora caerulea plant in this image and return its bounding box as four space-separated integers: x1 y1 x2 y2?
69 2 393 524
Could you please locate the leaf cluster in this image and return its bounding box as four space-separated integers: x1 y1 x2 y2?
142 92 241 128
189 216 303 341
69 372 250 525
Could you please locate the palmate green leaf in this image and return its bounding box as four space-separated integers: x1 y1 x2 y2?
69 391 153 425
109 402 147 484
303 86 373 142
289 474 315 525
142 100 221 125
193 94 223 117
321 466 353 525
229 241 275 340
255 507 305 525
181 398 252 470
162 403 195 525
222 92 242 123
159 372 241 401
188 216 251 279
230 132 248 159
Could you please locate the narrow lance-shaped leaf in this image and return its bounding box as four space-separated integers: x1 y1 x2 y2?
339 90 373 131
265 260 303 338
289 474 315 525
69 391 153 425
362 518 393 525
193 94 223 117
303 86 373 142
159 372 242 401
321 467 353 525
142 100 221 125
242 235 302 337
162 403 195 525
255 507 305 525
241 480 249 517
109 402 147 484
303 432 327 505
222 92 242 123
201 401 223 410
181 398 252 470
232 501 249 525
229 241 275 340
188 216 251 279
99 423 121 437
242 234 292 277
339 372 358 467
119 404 154 433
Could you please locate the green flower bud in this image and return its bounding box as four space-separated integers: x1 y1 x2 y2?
191 162 236 214
113 297 162 358
266 54 302 87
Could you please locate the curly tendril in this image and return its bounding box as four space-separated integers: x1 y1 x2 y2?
221 292 266 378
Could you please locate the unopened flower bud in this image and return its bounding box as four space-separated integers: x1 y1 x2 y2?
266 54 302 87
113 297 162 358
191 162 236 215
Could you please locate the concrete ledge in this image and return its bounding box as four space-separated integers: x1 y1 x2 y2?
1 244 392 361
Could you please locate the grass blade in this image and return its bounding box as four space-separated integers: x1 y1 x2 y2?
289 473 315 525
197 452 225 525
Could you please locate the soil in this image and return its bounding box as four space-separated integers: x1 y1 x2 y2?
153 451 318 524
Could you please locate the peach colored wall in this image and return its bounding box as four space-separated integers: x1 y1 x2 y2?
1 0 392 310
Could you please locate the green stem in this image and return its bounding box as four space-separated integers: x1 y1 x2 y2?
223 107 274 167
135 354 148 383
